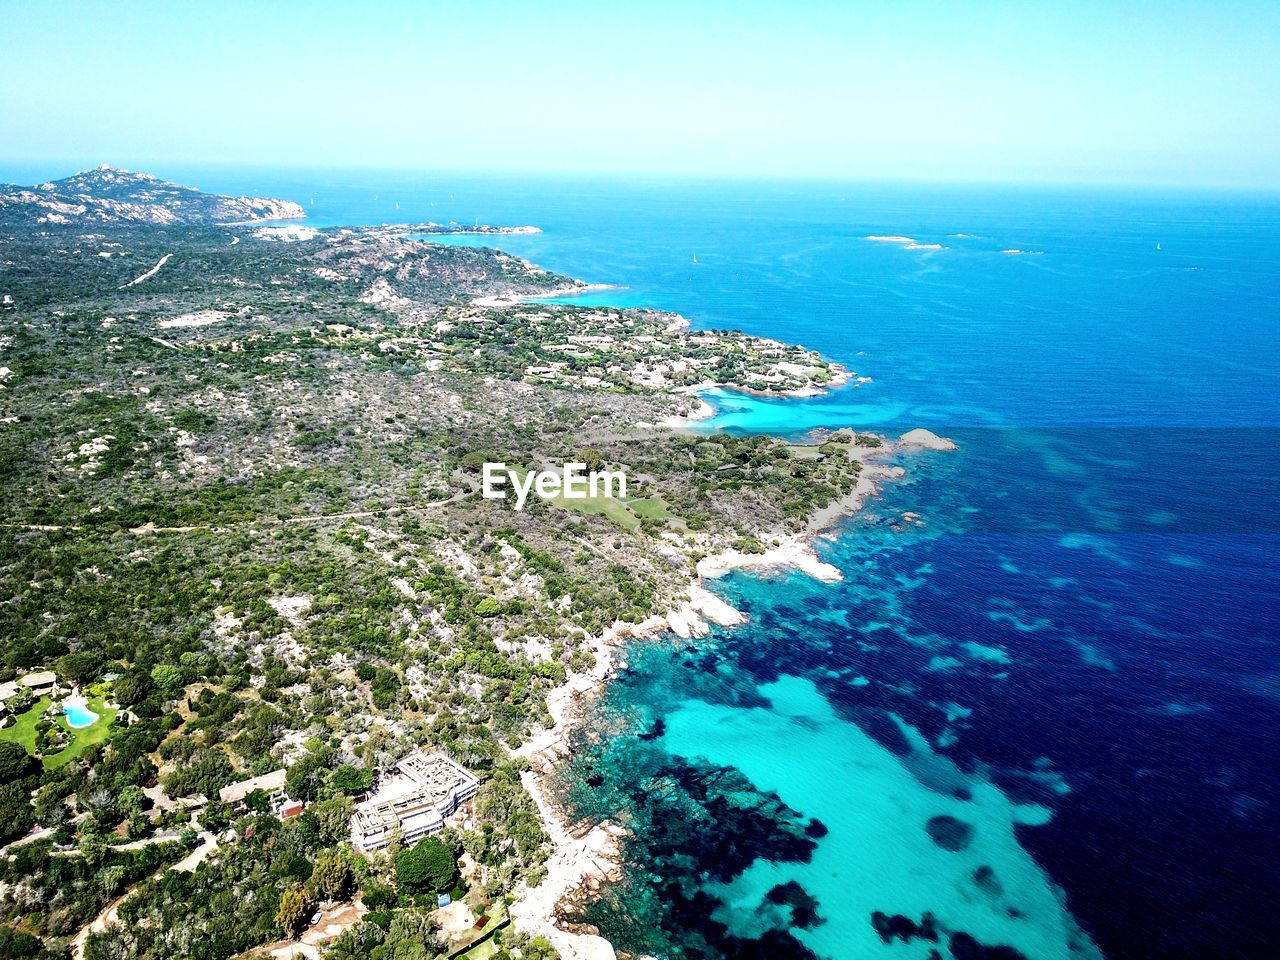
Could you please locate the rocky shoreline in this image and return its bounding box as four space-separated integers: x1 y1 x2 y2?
508 425 955 959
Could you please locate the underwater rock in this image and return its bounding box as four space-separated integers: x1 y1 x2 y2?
871 910 941 944
926 814 976 851
766 880 825 929
948 931 1029 960
973 864 1003 896
803 817 829 838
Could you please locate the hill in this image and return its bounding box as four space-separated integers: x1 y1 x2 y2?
0 165 304 226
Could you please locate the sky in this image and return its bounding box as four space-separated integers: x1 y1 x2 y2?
2 0 1279 188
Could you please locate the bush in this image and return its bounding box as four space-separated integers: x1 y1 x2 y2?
150 664 183 692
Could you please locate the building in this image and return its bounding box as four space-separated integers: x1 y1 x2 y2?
217 768 287 809
350 751 479 853
0 681 21 715
19 671 58 698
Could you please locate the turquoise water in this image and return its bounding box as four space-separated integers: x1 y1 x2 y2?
662 675 1094 960
15 167 1276 959
63 701 97 728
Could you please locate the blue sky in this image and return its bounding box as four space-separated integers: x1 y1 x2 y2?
2 0 1278 187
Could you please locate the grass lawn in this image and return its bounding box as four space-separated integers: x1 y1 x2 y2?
457 941 500 960
626 495 675 520
450 903 509 960
511 467 642 530
554 491 641 530
0 695 51 754
505 468 680 531
0 694 117 770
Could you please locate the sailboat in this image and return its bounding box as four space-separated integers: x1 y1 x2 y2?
1156 242 1162 251
692 253 698 264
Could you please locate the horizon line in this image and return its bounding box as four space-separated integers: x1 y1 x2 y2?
2 158 1279 197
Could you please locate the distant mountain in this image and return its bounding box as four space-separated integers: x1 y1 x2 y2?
0 165 305 227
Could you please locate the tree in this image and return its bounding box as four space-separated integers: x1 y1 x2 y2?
275 882 311 937
0 784 34 845
150 663 183 693
0 741 36 783
309 851 352 901
112 670 153 706
55 651 102 685
394 837 458 894
0 928 47 960
310 794 355 847
285 750 331 802
330 764 372 795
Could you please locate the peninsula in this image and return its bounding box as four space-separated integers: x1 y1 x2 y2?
0 169 938 960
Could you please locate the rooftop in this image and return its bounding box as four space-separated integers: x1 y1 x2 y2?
218 768 287 805
351 751 478 846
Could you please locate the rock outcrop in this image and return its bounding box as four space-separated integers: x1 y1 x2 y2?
898 427 958 451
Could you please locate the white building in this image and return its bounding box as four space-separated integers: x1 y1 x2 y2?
350 751 478 853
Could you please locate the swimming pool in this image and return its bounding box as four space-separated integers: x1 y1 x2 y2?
62 700 98 728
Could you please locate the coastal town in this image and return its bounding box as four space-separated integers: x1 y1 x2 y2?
0 168 950 960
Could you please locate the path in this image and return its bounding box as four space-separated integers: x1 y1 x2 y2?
256 900 366 960
3 480 473 536
69 813 215 959
119 253 172 289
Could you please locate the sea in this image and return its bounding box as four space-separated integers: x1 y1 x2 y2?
20 165 1280 959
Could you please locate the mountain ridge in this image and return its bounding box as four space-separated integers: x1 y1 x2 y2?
0 165 305 227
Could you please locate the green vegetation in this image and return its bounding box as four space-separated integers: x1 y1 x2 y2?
0 171 875 960
395 837 460 895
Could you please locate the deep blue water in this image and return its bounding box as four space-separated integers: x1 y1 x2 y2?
15 165 1278 958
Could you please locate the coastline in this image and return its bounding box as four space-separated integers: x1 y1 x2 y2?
657 370 856 431
509 425 932 960
470 282 617 309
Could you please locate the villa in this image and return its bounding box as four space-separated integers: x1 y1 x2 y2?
19 671 58 698
218 768 288 810
349 751 479 853
1 670 59 714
